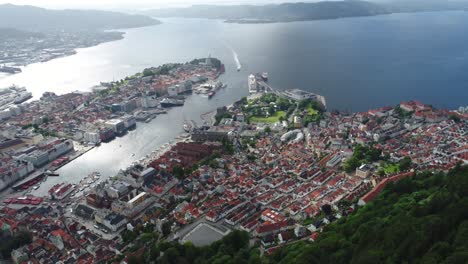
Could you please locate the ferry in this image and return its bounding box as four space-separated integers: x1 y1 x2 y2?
0 65 22 74
160 98 184 108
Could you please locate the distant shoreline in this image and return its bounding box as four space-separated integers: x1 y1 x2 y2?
0 23 161 74
224 10 467 24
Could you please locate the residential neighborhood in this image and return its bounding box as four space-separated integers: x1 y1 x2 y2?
1 78 466 262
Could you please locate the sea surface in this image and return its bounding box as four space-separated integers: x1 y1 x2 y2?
1 12 466 194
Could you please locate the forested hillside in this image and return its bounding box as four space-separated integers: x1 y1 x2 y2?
124 165 468 264
270 165 468 264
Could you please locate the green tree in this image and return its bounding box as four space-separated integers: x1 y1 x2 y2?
399 157 412 171
162 221 172 237
143 68 154 77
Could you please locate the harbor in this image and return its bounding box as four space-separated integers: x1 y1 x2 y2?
0 85 32 111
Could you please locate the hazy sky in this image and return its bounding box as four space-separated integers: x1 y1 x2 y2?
0 0 325 10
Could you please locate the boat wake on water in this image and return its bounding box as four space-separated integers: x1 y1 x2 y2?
225 43 242 71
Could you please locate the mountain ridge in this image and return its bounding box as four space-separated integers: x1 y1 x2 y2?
144 0 468 23
0 4 160 32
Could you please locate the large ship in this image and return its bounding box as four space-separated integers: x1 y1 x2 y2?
13 92 33 104
248 74 258 94
0 66 22 74
160 98 184 108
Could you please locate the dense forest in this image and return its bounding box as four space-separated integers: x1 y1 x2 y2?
122 165 468 264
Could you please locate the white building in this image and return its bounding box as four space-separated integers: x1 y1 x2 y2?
84 131 101 144
122 115 136 129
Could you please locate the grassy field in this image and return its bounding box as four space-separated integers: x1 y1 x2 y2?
249 111 286 123
307 106 319 116
384 164 400 174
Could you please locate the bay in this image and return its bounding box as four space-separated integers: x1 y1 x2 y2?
1 12 467 194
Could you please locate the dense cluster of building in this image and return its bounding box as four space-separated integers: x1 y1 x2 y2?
1 30 123 67
0 136 73 191
0 81 466 262
2 205 122 263
0 58 221 191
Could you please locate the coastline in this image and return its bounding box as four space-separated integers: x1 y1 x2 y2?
0 57 225 198
0 23 162 79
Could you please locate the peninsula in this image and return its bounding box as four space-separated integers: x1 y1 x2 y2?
0 4 160 68
0 65 467 262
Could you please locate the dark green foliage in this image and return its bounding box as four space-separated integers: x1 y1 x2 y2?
394 105 413 118
0 231 32 259
247 154 257 162
321 204 333 216
190 58 223 71
142 68 154 77
449 114 461 123
162 221 172 237
172 165 186 179
270 166 468 264
147 230 250 263
222 138 235 155
399 156 412 171
214 112 232 125
344 144 382 172
259 93 277 104
275 97 292 111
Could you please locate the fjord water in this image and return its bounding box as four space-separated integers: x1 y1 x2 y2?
2 12 467 193
2 12 468 111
